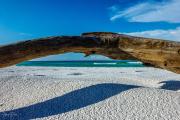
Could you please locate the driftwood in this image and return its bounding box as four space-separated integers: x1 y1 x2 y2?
0 32 179 73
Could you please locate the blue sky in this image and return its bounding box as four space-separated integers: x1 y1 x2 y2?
0 0 180 60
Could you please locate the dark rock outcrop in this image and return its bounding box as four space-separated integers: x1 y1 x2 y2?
0 32 179 73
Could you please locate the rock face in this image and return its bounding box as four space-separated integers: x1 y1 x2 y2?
0 32 179 73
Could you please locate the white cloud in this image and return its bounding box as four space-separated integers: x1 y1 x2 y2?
110 0 180 23
123 27 180 42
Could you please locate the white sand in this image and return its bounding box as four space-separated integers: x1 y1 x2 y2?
0 66 180 120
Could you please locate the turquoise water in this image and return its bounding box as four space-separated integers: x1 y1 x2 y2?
17 60 144 67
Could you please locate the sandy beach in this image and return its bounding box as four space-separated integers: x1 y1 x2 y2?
0 66 180 120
